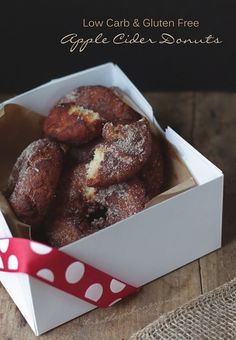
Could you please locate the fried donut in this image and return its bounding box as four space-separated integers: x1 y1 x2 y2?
46 217 96 248
86 118 152 187
43 102 104 144
139 136 164 199
8 139 64 228
49 167 87 219
68 164 146 228
59 163 96 204
57 85 140 124
92 178 146 227
45 166 98 247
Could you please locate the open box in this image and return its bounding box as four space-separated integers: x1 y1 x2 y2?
0 63 223 335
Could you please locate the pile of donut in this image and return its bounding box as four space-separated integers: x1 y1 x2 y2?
5 86 164 248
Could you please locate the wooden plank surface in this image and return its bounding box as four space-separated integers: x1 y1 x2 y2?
193 93 236 293
0 92 232 339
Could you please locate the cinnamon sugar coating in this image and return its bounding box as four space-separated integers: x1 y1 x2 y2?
46 217 95 248
86 118 152 187
94 178 146 227
45 166 99 247
57 85 140 124
48 166 87 219
139 136 164 199
8 139 64 229
68 164 146 229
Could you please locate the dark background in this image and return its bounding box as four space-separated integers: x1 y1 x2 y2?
0 0 235 93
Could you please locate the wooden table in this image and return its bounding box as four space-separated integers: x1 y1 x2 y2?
0 92 234 339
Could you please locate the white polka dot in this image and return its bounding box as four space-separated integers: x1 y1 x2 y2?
109 298 122 306
65 261 85 284
8 255 18 270
37 269 54 282
0 239 9 253
85 283 103 302
110 279 126 293
0 256 4 269
30 242 52 255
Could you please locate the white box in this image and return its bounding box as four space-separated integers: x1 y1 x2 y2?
0 63 223 335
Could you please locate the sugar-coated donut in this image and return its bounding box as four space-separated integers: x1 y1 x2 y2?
8 139 64 228
45 166 99 247
139 136 164 199
43 102 104 144
46 217 96 248
66 164 146 229
57 85 140 124
48 167 87 219
93 178 146 227
86 118 152 187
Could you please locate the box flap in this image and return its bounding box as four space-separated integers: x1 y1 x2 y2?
165 127 223 184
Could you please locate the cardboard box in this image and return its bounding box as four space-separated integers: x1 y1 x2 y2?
0 63 223 335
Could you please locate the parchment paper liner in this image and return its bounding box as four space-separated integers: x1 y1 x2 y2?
0 103 196 239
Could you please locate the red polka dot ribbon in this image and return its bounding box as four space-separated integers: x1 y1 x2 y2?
0 238 139 307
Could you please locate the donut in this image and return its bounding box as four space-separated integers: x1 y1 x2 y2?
66 164 146 228
61 163 96 204
45 166 99 247
43 102 104 144
46 217 96 248
93 178 146 227
48 166 87 219
57 85 140 124
139 136 164 199
8 139 64 229
86 118 152 187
